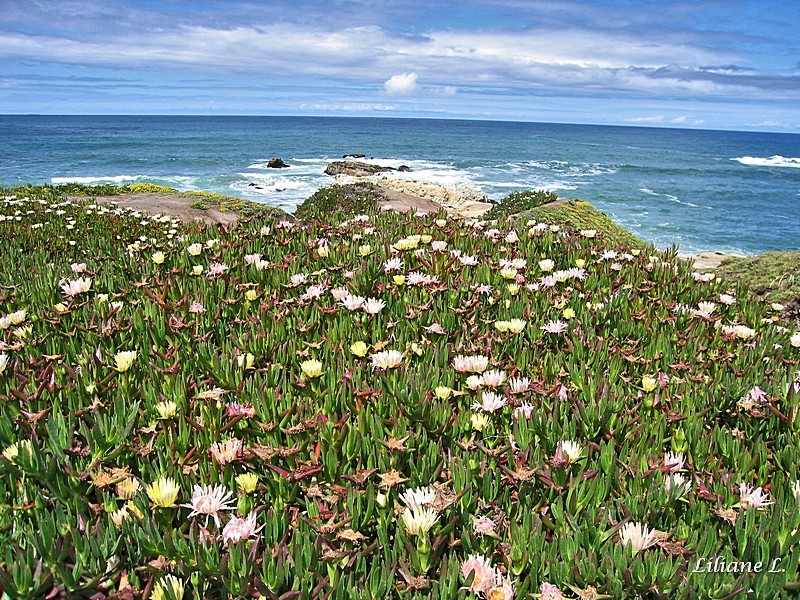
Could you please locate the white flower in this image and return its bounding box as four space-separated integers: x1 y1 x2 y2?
363 297 386 315
618 521 660 552
340 294 365 311
480 369 507 388
61 277 92 297
371 350 404 370
665 473 691 496
719 294 736 305
180 484 236 527
453 355 490 373
399 486 436 510
663 451 686 472
0 353 8 375
400 506 438 536
508 377 530 394
472 391 506 413
384 258 404 272
738 483 773 510
791 332 800 348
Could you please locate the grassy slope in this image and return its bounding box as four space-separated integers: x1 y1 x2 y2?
514 200 649 251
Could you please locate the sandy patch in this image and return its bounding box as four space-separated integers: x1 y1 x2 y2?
679 251 744 271
80 193 241 226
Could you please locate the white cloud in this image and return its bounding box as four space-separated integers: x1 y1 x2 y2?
671 116 687 123
625 115 665 123
383 72 419 95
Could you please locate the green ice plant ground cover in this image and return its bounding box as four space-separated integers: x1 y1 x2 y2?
0 189 799 599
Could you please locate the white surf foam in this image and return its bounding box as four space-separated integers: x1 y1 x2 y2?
733 155 800 168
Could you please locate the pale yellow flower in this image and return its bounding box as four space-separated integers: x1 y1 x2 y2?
507 319 526 334
146 476 180 508
471 413 490 431
317 244 330 258
152 575 185 600
116 477 141 500
236 473 259 494
575 259 586 268
434 386 452 400
500 267 518 280
244 289 258 301
151 251 165 265
350 341 368 357
192 265 204 276
301 359 323 378
186 243 203 256
114 350 137 372
506 283 520 295
393 275 406 285
155 400 179 419
358 244 372 256
641 376 658 393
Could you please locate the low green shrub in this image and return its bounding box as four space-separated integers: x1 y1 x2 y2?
295 183 384 220
483 189 558 220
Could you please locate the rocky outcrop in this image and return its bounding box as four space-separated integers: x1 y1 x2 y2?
343 153 366 159
267 158 290 168
324 161 395 177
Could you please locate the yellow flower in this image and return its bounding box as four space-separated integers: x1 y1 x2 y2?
151 251 165 265
236 353 255 370
192 265 204 276
152 575 185 600
409 342 423 356
244 289 258 301
114 350 138 372
358 244 372 256
236 473 259 494
125 501 143 519
393 275 406 285
471 413 491 431
435 219 447 227
420 234 432 244
301 359 323 378
317 244 330 258
146 476 180 508
494 321 510 333
506 283 520 295
581 229 597 238
500 267 518 280
434 386 452 400
562 307 576 319
631 249 641 256
155 400 178 420
641 376 658 393
54 303 68 313
186 243 203 256
575 259 586 268
350 342 368 357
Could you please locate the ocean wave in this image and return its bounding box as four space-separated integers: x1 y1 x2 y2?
733 155 800 168
51 175 144 184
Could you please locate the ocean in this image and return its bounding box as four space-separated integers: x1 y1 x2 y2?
1 115 798 255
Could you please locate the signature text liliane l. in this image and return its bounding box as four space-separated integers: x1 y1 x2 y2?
692 557 785 574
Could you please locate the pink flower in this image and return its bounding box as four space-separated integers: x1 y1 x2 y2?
61 277 92 297
244 253 262 265
70 262 87 273
459 255 479 266
431 241 447 252
189 301 206 314
481 369 507 388
289 273 307 286
472 515 497 536
210 439 242 465
225 402 256 418
460 554 495 595
541 320 568 334
209 262 228 277
423 323 447 335
222 511 262 545
330 287 350 301
540 582 564 600
181 484 236 527
513 402 534 420
473 284 492 295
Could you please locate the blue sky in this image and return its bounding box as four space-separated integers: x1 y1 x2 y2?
1 0 798 131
